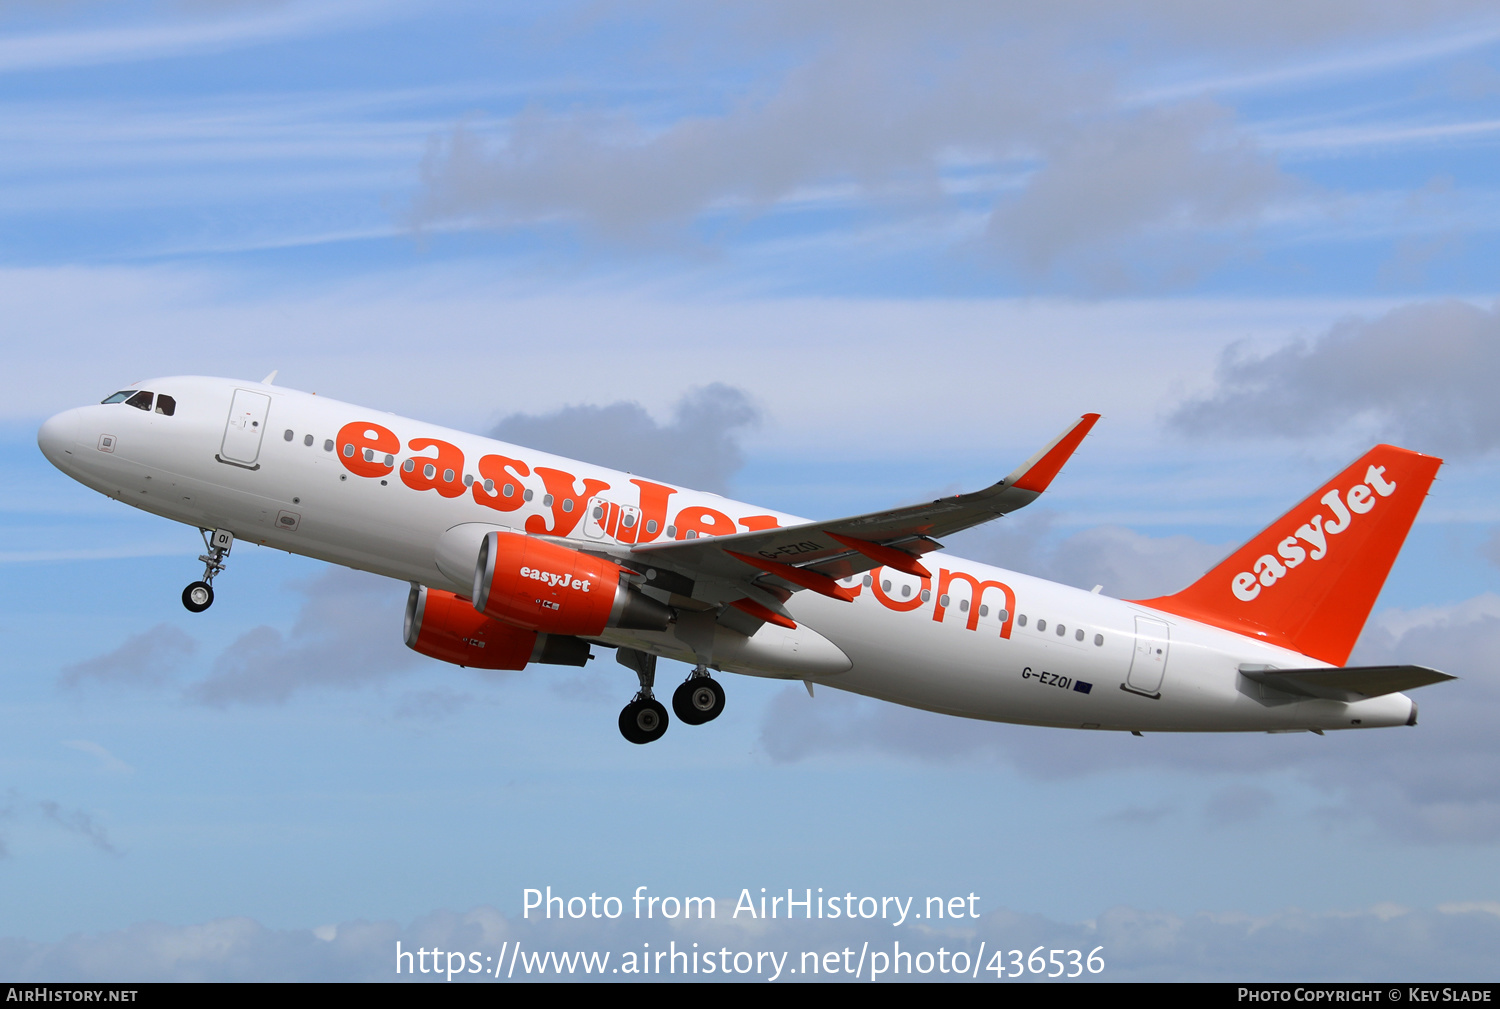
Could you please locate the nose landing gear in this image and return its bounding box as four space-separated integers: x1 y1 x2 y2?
182 528 233 613
616 648 668 745
672 667 725 725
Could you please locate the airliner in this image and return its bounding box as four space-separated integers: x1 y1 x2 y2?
37 375 1453 743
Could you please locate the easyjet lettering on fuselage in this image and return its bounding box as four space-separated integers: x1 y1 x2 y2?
335 418 784 543
333 418 1023 640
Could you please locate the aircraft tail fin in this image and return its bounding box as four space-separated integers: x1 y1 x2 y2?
1131 445 1442 665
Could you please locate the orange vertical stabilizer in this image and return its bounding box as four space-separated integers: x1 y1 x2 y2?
1131 445 1442 666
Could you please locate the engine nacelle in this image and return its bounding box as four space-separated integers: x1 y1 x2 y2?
404 585 591 669
472 531 671 636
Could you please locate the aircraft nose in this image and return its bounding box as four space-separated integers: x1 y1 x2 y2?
37 408 82 467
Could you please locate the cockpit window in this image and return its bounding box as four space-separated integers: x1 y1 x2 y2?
124 391 154 411
155 394 176 416
101 391 132 404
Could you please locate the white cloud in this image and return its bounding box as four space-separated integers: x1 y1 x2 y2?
187 568 417 706
1170 299 1500 458
412 6 1303 286
411 2 1500 289
490 384 759 494
945 510 1230 600
34 800 118 856
985 102 1291 287
0 792 119 859
58 623 196 689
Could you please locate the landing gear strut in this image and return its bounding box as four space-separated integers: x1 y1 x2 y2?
616 648 668 744
183 528 233 613
672 666 725 725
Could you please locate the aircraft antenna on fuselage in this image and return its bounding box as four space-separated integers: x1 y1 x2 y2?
262 370 279 385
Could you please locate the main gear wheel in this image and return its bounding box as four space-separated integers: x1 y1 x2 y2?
619 698 669 744
672 675 725 725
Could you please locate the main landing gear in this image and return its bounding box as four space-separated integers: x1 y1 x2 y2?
672 667 725 726
182 528 233 613
615 649 726 744
617 648 668 745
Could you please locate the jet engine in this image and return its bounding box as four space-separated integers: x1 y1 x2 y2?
404 584 591 669
472 530 671 636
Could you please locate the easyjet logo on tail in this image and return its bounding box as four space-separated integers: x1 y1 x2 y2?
1133 445 1440 666
1230 465 1398 602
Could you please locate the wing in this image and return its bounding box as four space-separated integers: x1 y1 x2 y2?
609 413 1100 629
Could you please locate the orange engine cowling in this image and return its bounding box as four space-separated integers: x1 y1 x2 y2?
404 585 591 669
472 531 672 636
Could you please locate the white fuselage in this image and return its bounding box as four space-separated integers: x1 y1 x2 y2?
37 376 1416 733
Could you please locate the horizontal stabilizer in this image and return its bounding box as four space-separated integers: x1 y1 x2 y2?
1239 664 1455 702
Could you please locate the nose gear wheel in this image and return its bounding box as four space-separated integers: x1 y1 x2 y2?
182 581 214 613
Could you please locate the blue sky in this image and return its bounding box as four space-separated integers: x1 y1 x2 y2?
4 0 1500 981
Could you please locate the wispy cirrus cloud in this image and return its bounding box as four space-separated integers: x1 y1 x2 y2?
0 1 402 74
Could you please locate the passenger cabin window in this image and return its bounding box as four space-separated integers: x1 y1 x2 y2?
155 395 175 416
124 391 153 411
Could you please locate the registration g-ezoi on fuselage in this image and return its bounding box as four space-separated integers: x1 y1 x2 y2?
36 376 1454 743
